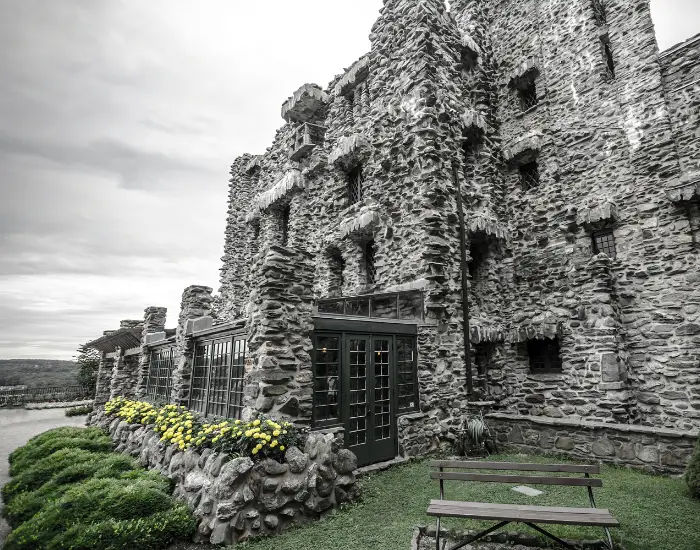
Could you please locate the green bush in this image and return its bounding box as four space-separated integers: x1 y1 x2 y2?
8 427 112 476
65 404 93 417
4 478 195 550
3 450 143 526
686 437 700 499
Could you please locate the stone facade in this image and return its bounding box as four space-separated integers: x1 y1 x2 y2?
90 0 699 472
90 410 358 546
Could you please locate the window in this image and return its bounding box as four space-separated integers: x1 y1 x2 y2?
474 342 495 378
189 335 247 419
146 347 174 402
280 204 291 246
364 240 377 285
396 337 418 411
518 79 538 111
519 161 540 190
347 165 364 205
252 221 260 241
527 338 563 373
601 36 615 80
328 249 345 297
592 228 616 258
592 0 607 26
313 336 341 426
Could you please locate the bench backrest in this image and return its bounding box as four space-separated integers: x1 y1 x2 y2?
430 460 603 488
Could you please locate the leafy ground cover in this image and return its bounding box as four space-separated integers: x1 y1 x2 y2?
235 454 700 550
2 426 195 550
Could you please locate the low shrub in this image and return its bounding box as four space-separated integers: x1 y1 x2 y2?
4 478 195 550
105 397 301 461
8 426 111 476
686 437 700 499
65 404 93 416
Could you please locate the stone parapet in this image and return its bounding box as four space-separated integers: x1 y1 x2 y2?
90 411 358 546
487 413 698 475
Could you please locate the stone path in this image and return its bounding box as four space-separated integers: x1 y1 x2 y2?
0 407 87 545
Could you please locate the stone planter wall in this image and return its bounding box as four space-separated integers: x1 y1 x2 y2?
488 413 698 475
90 411 359 546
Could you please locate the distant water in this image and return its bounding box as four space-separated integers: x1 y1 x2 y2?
0 407 87 546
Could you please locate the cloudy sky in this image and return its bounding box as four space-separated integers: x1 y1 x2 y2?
0 1 697 360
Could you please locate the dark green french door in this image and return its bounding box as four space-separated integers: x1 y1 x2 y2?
313 332 410 466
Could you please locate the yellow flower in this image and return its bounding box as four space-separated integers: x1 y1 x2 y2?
252 448 259 455
280 446 285 451
253 419 261 426
273 430 280 437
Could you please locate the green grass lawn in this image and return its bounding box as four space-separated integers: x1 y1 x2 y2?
235 454 700 550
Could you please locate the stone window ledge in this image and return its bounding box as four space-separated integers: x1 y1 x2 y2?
666 171 700 203
576 199 619 226
486 412 699 439
281 83 329 123
502 131 543 164
514 98 548 119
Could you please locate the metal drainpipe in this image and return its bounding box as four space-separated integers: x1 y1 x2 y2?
452 163 473 398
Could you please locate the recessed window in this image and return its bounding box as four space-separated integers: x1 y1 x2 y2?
527 338 562 373
518 79 538 112
519 161 540 191
328 249 345 296
601 36 615 80
280 205 291 246
592 0 607 26
347 165 364 205
251 221 260 241
364 240 376 285
474 342 495 378
592 228 616 258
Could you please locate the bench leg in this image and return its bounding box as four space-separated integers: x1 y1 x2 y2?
435 516 441 550
524 523 578 549
603 526 614 550
447 520 510 550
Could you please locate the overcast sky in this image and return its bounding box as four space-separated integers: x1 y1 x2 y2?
0 1 697 360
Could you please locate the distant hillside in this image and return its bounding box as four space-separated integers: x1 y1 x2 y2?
0 359 79 387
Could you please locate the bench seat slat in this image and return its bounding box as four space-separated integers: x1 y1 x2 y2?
430 460 600 474
430 471 603 487
427 500 619 527
428 500 609 515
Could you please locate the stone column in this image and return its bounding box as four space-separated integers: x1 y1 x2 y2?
170 286 214 407
135 306 168 398
94 351 115 406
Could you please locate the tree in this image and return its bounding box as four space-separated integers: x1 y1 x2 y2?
75 344 100 395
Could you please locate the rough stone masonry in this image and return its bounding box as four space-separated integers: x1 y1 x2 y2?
91 0 699 473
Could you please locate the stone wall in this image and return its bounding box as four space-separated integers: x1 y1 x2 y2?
488 412 698 475
94 352 114 406
136 306 168 398
90 410 359 546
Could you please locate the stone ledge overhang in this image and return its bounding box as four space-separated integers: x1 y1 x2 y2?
245 170 305 222
508 56 541 86
502 131 542 164
86 327 142 354
338 208 382 239
576 199 619 226
329 134 371 169
460 30 482 58
281 83 329 123
244 156 261 175
666 171 700 203
461 108 487 140
470 324 507 344
509 318 564 343
469 212 509 242
335 55 371 96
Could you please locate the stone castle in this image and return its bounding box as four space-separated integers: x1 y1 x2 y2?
89 0 699 472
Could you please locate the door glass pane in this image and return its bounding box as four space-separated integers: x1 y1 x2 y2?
313 336 341 424
208 339 231 417
396 337 417 410
190 344 210 414
227 339 247 419
348 338 367 446
373 338 391 441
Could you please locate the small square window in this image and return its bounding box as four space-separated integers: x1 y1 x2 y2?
347 165 364 204
527 339 562 373
592 229 616 258
519 161 540 191
518 80 538 112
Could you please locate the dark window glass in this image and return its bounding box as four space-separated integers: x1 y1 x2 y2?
592 0 607 25
146 348 173 402
397 337 418 411
227 338 247 420
592 229 616 258
207 339 231 418
364 240 376 285
518 80 538 111
373 338 391 441
527 339 563 373
348 338 367 445
347 165 364 205
602 37 615 80
313 336 341 425
474 342 495 377
280 205 291 246
519 161 540 190
190 344 210 414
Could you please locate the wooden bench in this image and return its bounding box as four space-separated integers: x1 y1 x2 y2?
427 460 619 550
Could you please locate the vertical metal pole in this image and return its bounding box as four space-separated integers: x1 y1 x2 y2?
453 163 473 398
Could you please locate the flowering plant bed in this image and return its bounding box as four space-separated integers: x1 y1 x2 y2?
105 397 300 461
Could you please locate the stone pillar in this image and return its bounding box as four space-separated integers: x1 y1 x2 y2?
135 306 168 398
94 350 115 406
171 286 214 407
244 246 316 424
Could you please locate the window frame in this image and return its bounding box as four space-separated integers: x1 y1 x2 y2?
347 164 364 205
592 228 617 259
364 240 377 285
527 338 563 374
519 161 540 191
146 346 174 403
